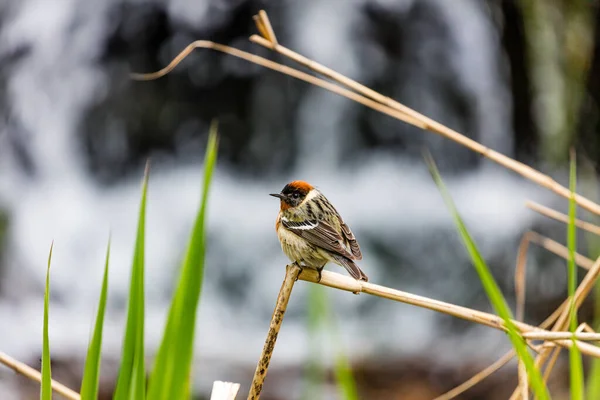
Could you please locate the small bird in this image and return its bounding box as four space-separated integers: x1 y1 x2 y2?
270 180 368 281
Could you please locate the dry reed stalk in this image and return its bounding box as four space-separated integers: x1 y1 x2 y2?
131 12 600 219
522 332 600 340
441 225 594 400
298 269 600 357
433 351 515 400
210 381 241 400
247 264 302 400
515 230 595 322
506 245 600 397
527 201 600 236
517 360 530 400
0 351 80 400
537 323 597 390
247 15 600 217
578 322 596 333
515 232 531 322
531 233 595 270
435 297 570 400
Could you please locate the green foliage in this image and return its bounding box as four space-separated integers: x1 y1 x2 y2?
303 285 358 400
582 161 600 399
425 154 550 400
567 153 584 399
146 122 219 400
303 285 327 400
113 166 149 400
80 240 111 400
40 243 53 400
31 126 220 399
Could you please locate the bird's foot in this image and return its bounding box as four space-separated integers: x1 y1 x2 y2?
316 266 324 283
293 262 303 281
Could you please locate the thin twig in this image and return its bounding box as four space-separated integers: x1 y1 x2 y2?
507 242 600 397
539 324 597 385
129 25 600 217
0 351 80 400
252 16 269 43
298 269 600 358
413 296 567 400
515 232 531 321
130 42 423 126
256 10 278 45
435 231 594 400
577 322 596 333
522 332 600 341
248 20 600 216
433 351 515 400
248 264 302 400
527 201 600 236
518 360 529 400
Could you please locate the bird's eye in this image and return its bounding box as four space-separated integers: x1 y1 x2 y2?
292 192 299 198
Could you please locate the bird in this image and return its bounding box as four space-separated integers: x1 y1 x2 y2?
270 180 368 282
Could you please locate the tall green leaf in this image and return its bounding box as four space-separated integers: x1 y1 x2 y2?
586 233 600 398
302 285 358 400
302 285 327 400
326 296 358 400
80 239 111 400
114 165 149 400
40 242 53 400
567 151 584 399
147 122 219 400
425 154 550 400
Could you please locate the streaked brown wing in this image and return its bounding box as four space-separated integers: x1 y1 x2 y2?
339 218 362 260
282 218 356 260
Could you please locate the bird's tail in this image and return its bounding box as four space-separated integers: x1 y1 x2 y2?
332 254 369 282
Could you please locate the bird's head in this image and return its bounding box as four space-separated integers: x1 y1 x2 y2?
270 180 314 210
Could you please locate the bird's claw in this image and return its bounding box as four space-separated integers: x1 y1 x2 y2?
316 266 325 283
293 262 303 281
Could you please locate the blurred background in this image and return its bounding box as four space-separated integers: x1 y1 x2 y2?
1 0 600 399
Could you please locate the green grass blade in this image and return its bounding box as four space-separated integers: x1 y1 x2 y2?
323 290 358 400
586 230 600 398
302 285 358 400
302 285 327 400
147 122 219 400
113 165 149 400
40 242 53 400
586 219 600 397
331 333 358 399
567 151 584 400
425 153 550 400
80 239 111 400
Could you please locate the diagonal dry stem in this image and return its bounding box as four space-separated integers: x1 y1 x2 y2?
256 10 278 45
248 264 302 400
517 360 530 400
131 11 600 216
435 232 594 400
0 351 80 399
248 13 600 216
433 351 516 400
298 269 600 358
507 252 600 398
527 201 600 236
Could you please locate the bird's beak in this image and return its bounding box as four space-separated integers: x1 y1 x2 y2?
270 193 285 200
